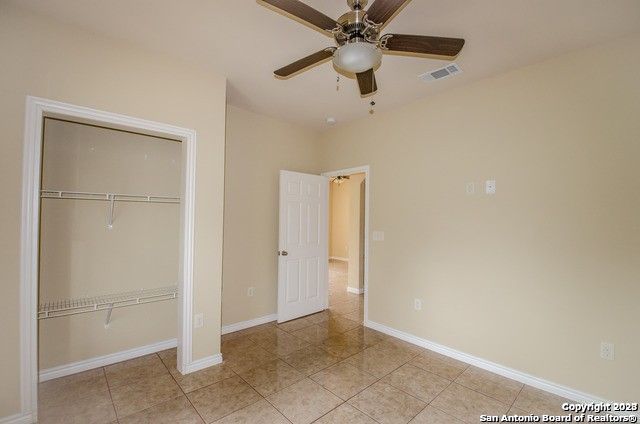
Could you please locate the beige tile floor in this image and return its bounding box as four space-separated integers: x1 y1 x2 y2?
38 260 582 423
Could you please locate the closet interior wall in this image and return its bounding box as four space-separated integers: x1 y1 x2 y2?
39 118 181 370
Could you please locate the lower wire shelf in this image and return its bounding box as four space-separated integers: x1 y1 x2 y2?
38 285 178 324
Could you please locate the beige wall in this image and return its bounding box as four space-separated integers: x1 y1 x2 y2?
222 105 320 326
39 119 180 369
329 182 350 259
347 173 365 291
0 4 226 418
318 34 640 402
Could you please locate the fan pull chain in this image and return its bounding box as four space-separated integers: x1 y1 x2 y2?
336 75 340 91
368 70 376 114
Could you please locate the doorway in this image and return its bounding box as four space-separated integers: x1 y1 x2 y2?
20 97 198 419
323 166 370 324
275 166 370 325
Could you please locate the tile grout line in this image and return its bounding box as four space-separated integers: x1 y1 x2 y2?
162 349 273 423
102 366 119 422
425 374 459 422
303 340 435 423
509 384 526 412
413 355 525 410
229 303 366 422
344 354 432 423
156 351 211 423
223 364 287 423
453 365 526 407
309 402 347 423
260 387 295 424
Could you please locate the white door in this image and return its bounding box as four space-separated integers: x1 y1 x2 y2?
278 170 329 323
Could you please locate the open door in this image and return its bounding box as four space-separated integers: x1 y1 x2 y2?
278 170 329 323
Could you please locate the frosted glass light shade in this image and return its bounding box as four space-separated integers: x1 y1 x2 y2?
333 42 382 74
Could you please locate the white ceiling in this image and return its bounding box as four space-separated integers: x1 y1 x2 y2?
10 0 640 130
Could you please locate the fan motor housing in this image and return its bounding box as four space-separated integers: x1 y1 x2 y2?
335 9 379 46
347 0 368 10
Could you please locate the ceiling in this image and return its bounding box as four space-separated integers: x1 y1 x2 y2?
10 0 640 130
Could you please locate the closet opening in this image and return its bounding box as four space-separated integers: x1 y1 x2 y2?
21 97 198 419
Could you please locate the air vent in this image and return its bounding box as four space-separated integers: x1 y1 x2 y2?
419 63 462 82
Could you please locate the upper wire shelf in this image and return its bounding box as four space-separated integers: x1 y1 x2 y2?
40 190 180 204
41 189 180 228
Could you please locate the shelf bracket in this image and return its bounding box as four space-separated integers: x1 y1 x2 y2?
104 303 114 328
107 194 115 229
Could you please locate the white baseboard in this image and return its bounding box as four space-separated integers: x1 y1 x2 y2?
347 286 365 294
0 412 33 424
222 314 277 335
329 256 349 262
184 353 223 374
39 338 177 382
365 320 611 406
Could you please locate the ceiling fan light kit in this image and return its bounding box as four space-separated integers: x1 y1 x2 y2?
261 0 465 99
333 41 382 74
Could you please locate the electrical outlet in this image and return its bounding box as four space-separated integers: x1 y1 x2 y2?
194 313 204 329
372 231 385 241
247 287 255 297
485 180 496 195
414 298 422 311
600 342 614 360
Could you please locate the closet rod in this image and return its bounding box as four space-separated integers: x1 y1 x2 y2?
41 190 180 204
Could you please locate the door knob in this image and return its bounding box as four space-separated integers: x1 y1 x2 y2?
279 250 288 256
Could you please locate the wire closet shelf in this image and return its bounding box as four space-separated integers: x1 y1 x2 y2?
40 190 180 204
40 189 180 228
38 285 178 321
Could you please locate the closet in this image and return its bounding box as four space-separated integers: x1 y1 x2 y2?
38 118 181 374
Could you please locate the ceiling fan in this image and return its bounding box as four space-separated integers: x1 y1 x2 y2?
259 0 465 97
331 175 350 184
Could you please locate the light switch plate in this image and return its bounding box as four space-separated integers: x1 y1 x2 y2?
372 231 385 241
466 182 476 195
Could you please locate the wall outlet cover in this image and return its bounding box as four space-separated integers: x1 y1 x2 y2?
414 299 422 311
194 313 204 329
600 342 614 360
247 287 255 297
485 180 496 195
372 231 385 241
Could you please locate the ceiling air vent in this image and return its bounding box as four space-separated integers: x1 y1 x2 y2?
419 63 462 82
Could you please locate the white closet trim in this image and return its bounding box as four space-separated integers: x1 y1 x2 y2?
20 96 198 423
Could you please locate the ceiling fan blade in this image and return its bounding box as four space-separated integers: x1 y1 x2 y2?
380 34 465 57
274 48 335 78
259 0 339 34
366 0 411 28
356 69 378 96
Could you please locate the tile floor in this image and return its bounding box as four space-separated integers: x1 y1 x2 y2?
38 260 581 423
